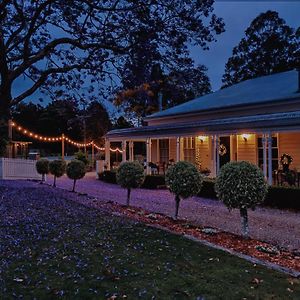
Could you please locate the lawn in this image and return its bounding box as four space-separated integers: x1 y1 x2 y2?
1 181 299 299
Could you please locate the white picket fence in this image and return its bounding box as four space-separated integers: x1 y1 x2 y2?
0 158 42 180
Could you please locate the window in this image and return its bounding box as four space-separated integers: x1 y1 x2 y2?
184 137 195 164
159 139 169 163
257 135 279 172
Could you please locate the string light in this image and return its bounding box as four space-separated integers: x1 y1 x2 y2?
11 121 123 152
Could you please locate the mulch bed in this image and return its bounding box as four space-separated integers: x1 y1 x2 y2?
73 194 300 275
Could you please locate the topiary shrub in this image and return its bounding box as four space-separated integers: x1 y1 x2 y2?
166 161 203 219
215 161 268 238
36 158 49 182
75 150 89 166
49 159 67 187
116 161 145 206
66 159 86 192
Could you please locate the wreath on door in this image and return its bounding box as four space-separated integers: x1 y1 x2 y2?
219 144 227 156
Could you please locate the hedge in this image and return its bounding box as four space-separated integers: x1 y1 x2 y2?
98 171 300 210
98 171 165 189
141 175 166 189
98 170 117 184
264 186 300 210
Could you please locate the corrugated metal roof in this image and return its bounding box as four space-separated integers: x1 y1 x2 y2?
106 110 300 139
146 70 300 119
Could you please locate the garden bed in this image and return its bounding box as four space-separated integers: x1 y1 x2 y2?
80 195 300 275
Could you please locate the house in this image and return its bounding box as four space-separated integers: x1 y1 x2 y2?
105 69 300 184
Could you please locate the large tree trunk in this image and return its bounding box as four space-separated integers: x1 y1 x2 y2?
0 77 13 157
174 195 180 219
240 208 249 238
53 176 57 187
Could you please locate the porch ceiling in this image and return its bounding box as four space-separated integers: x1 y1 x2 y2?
106 110 300 140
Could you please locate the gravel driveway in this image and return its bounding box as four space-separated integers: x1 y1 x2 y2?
44 172 300 251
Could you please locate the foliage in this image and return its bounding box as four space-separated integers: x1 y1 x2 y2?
114 64 212 122
66 160 86 192
265 186 300 210
84 101 111 145
116 162 145 190
166 161 203 199
215 161 268 237
215 161 268 210
75 151 89 166
49 160 66 187
116 161 145 205
166 161 203 219
222 10 299 88
35 158 49 181
98 170 117 184
0 0 224 140
198 178 217 199
2 183 299 299
141 175 166 189
113 116 133 130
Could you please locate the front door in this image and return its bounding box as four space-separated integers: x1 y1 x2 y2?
219 136 231 168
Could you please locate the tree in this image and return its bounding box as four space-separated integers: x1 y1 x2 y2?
222 10 300 88
85 101 111 145
66 159 86 192
116 161 145 206
49 159 66 187
0 0 224 142
166 161 203 219
35 158 49 182
113 116 133 130
114 57 212 122
215 161 268 238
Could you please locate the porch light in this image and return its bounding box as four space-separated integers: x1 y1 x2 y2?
197 135 206 143
241 134 251 141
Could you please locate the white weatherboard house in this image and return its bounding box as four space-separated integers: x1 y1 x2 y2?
105 70 300 185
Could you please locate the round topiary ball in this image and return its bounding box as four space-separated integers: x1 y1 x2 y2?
116 161 145 205
36 158 49 181
166 161 203 199
67 159 86 192
49 159 67 187
166 161 203 219
215 161 268 210
215 161 268 237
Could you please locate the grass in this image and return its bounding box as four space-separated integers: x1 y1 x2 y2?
1 183 300 299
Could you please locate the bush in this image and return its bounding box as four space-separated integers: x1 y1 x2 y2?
36 158 49 182
49 159 67 187
98 170 117 184
116 161 145 206
166 161 203 219
215 161 268 238
75 150 89 166
265 186 300 210
141 175 166 189
198 178 217 199
67 160 86 192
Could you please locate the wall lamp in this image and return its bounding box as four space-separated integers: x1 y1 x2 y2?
241 134 251 141
197 135 207 143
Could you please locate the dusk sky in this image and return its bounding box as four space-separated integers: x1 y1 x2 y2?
194 1 300 91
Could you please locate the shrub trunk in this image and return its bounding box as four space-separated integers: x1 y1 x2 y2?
127 188 131 206
240 208 249 238
72 179 77 192
174 195 180 219
53 176 56 187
